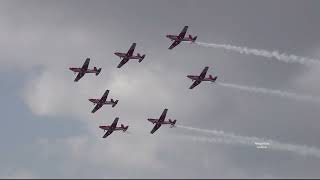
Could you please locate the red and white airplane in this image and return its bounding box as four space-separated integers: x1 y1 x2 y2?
89 90 119 113
114 43 146 68
99 117 129 138
148 109 177 134
166 26 197 50
69 58 101 82
187 66 218 89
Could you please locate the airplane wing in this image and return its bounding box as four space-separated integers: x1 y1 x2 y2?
199 66 209 79
178 26 188 38
100 90 109 102
159 109 168 122
126 43 136 56
150 123 161 134
117 57 129 68
102 117 119 138
102 129 113 138
189 80 201 89
168 40 181 50
74 72 85 82
81 58 90 70
111 117 119 129
91 104 101 113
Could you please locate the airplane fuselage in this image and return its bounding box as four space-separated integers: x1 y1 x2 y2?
99 126 125 131
148 119 170 124
69 67 98 73
166 35 193 42
89 99 115 105
114 52 142 60
187 75 215 82
148 119 175 125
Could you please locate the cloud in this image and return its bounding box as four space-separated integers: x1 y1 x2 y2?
20 58 178 178
34 133 172 178
2 0 320 178
0 169 38 179
294 47 320 95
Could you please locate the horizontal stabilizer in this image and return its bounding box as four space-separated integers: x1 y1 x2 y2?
121 124 129 132
169 119 177 127
139 54 145 63
209 75 218 82
95 67 102 75
112 100 119 107
192 36 197 42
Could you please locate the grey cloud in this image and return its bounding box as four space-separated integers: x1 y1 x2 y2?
1 0 320 178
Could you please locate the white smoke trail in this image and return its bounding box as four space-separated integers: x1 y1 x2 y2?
177 125 320 158
194 42 320 66
176 135 248 146
216 82 320 104
177 125 267 143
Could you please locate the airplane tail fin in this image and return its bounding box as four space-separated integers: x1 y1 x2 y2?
111 99 119 107
209 75 218 82
121 124 129 132
139 54 146 63
94 67 102 76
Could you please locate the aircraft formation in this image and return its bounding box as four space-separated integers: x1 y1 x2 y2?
69 26 215 138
